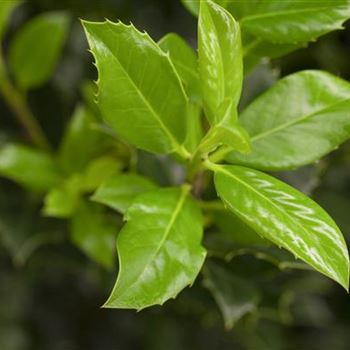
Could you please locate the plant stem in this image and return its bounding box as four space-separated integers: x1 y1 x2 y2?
0 56 51 151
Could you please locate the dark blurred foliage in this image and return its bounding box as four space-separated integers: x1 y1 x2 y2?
1 1 350 350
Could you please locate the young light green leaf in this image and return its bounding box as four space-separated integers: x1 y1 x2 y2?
158 33 200 103
9 12 70 90
82 20 189 156
203 262 259 330
239 0 350 44
0 0 21 41
185 104 203 153
71 202 117 269
227 71 350 171
198 0 243 125
0 144 61 192
92 173 157 214
104 186 206 309
181 0 229 16
58 105 111 174
211 164 349 289
43 175 83 218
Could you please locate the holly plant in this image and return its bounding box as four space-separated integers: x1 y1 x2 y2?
1 0 350 328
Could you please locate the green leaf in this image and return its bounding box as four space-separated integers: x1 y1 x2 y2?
227 71 350 171
203 262 259 329
0 144 61 192
0 0 21 41
185 104 203 153
9 12 70 90
92 173 157 214
213 210 267 246
239 0 350 44
104 186 206 309
71 201 117 269
58 105 110 174
82 20 189 156
158 33 200 103
181 0 229 16
43 175 83 218
211 164 349 289
198 0 243 125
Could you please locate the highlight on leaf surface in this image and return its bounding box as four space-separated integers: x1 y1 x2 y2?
210 163 350 290
104 186 206 310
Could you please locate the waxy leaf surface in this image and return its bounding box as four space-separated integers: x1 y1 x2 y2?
92 173 157 214
9 12 69 90
213 164 349 289
198 0 242 125
83 21 188 155
104 186 206 309
228 71 350 170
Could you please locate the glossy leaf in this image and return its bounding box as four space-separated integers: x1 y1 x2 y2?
92 173 157 214
158 33 200 102
211 164 349 289
58 105 110 174
181 0 228 16
82 20 189 155
43 175 83 218
9 12 69 90
104 186 206 309
71 202 117 269
0 0 21 40
203 262 259 329
239 0 350 44
185 104 203 153
0 144 61 192
227 71 350 171
198 0 243 125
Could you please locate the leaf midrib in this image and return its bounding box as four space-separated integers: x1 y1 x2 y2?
100 24 183 151
116 187 189 299
250 97 350 142
240 5 344 25
216 166 338 278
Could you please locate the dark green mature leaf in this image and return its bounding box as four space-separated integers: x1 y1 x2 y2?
203 262 259 329
198 0 243 125
0 144 61 192
0 0 21 40
9 12 69 90
71 202 117 269
158 33 200 103
239 0 350 44
211 164 349 289
92 173 157 214
227 71 350 171
83 20 189 156
104 186 206 309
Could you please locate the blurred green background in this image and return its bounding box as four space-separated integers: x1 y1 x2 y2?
1 1 350 349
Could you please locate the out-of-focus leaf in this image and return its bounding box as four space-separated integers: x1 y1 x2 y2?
198 0 242 125
213 210 267 245
181 0 228 16
104 186 206 309
211 164 350 289
92 173 157 214
58 105 111 174
0 0 21 41
82 156 121 192
158 33 200 103
203 261 259 329
0 144 61 192
71 201 117 269
228 71 350 171
43 175 83 218
9 12 70 90
82 20 189 156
